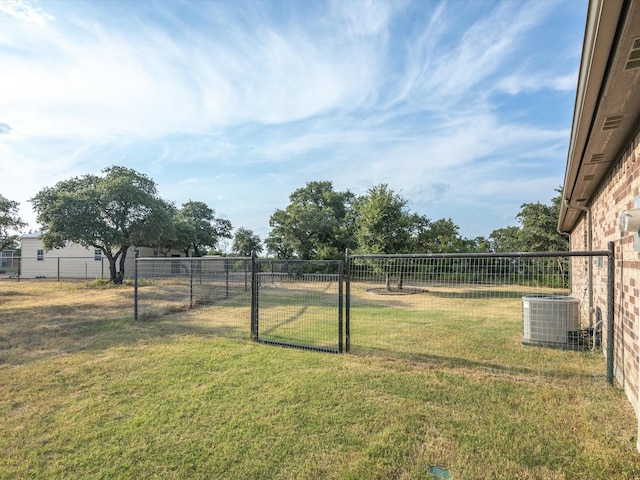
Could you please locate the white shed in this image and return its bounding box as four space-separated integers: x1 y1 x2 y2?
19 233 184 279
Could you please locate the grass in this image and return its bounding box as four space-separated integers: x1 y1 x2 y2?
256 280 341 351
1 280 639 479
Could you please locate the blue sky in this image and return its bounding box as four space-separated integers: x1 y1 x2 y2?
0 0 587 247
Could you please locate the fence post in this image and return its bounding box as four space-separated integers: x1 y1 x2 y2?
607 241 615 385
344 249 350 354
57 257 60 282
225 258 230 299
134 251 139 320
244 258 248 292
252 256 256 338
189 258 194 309
338 260 344 354
250 251 258 341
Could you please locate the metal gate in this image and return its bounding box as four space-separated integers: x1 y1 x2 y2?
132 247 615 379
251 259 343 353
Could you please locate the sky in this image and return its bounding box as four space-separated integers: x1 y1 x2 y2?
0 0 588 246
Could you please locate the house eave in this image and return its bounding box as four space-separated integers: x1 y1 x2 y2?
559 0 640 233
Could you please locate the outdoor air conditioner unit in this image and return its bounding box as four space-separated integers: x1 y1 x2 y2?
522 296 581 348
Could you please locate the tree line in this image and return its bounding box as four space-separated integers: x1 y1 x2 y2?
0 166 567 283
264 180 568 259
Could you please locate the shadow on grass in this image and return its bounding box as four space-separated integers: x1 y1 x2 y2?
258 281 337 334
258 304 310 336
0 288 252 367
425 290 530 299
0 290 32 298
1 282 597 384
349 345 605 382
1 315 252 367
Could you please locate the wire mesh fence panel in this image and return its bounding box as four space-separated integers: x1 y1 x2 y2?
0 256 20 279
135 257 252 338
58 257 108 280
13 256 106 280
8 257 110 281
347 252 611 377
254 260 343 353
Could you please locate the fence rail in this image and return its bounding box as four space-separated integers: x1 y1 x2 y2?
252 259 343 353
0 256 111 281
346 245 614 381
130 247 614 380
134 257 252 333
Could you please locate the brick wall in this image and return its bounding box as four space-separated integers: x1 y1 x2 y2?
571 129 640 412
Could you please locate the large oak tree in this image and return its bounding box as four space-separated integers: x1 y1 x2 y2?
265 181 356 259
31 166 172 283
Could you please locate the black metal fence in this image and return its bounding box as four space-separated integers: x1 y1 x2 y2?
0 255 20 279
346 246 615 381
0 257 110 281
132 247 615 380
134 257 252 335
252 259 343 353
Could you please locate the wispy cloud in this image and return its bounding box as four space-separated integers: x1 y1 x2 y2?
497 72 578 95
391 1 556 111
0 0 586 238
0 0 52 25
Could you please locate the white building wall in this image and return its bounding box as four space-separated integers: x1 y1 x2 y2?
19 235 183 279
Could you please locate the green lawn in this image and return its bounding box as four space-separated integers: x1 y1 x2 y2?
1 281 639 479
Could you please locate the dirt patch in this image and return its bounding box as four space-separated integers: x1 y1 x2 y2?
366 287 426 295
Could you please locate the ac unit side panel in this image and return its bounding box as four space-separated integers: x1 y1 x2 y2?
522 296 580 347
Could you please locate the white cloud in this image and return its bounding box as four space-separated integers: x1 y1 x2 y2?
396 1 556 111
497 71 578 95
0 1 387 138
0 0 52 25
329 0 401 37
0 0 586 238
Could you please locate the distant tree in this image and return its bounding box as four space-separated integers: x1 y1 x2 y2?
232 227 263 256
179 201 232 257
264 217 298 259
353 184 417 254
154 201 232 257
488 189 568 252
353 184 426 290
30 166 172 283
152 205 188 257
266 181 356 259
517 191 568 252
471 236 492 253
412 217 472 253
0 194 26 251
489 226 523 252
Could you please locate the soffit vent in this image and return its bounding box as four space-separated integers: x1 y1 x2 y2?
588 153 607 163
602 114 624 130
576 198 587 203
583 175 595 181
625 37 640 70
